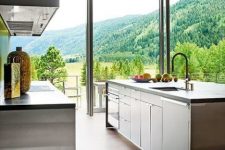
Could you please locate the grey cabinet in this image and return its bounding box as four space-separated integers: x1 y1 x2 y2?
131 97 141 146
0 108 75 150
141 101 162 150
162 98 190 150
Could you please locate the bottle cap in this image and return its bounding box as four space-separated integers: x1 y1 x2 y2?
16 47 22 51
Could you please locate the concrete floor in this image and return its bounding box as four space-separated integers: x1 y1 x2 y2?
76 109 140 150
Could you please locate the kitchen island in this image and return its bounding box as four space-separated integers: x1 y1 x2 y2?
0 81 76 150
106 80 225 150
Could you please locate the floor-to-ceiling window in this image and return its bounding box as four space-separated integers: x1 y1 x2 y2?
90 0 161 113
7 0 166 116
9 0 87 106
168 0 225 83
94 0 160 76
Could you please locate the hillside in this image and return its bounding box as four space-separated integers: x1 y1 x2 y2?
10 0 225 58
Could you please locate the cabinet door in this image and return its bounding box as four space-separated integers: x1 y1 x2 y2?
131 98 141 146
119 101 131 139
162 98 190 150
119 117 131 139
119 101 130 121
151 105 162 150
141 101 151 150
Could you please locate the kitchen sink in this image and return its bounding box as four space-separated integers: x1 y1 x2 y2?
150 87 181 91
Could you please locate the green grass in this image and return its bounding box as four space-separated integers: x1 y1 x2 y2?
66 62 113 76
66 62 83 76
66 62 158 77
144 64 159 77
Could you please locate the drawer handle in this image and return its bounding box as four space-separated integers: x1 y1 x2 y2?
123 119 128 122
146 103 153 107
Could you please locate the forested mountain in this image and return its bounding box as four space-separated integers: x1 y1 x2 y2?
11 0 225 58
170 0 225 50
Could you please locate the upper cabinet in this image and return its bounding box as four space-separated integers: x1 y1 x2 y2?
0 0 59 36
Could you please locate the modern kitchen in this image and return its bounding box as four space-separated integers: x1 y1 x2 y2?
0 0 76 149
1 0 225 150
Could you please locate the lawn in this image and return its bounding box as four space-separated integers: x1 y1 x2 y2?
66 62 113 76
66 62 158 77
66 62 83 76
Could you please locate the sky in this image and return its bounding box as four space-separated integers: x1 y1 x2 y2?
47 0 180 31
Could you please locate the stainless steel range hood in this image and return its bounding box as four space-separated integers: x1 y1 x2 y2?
0 0 59 36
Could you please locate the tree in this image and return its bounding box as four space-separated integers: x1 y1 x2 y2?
31 56 40 80
36 46 67 84
102 66 109 81
94 61 101 81
172 42 203 78
81 62 86 86
121 59 131 78
109 65 116 79
132 55 144 75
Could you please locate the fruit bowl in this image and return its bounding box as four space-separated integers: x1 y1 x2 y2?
131 78 151 83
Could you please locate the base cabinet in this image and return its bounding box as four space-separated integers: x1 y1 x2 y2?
141 101 162 150
119 117 131 139
119 96 131 139
162 98 190 150
107 83 190 150
141 101 151 150
151 105 162 150
0 109 75 150
131 98 141 146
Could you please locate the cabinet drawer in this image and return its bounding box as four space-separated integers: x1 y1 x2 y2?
120 102 131 121
120 95 131 105
130 89 140 99
120 86 131 97
141 92 162 107
108 84 120 95
119 117 131 139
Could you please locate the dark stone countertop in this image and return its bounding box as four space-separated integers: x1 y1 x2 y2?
107 80 225 103
0 81 76 111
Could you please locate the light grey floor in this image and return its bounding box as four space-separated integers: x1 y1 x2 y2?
76 109 140 150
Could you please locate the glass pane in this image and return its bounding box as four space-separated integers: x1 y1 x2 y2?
10 0 87 105
93 0 160 110
170 0 225 83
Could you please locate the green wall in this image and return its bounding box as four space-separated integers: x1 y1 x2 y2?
0 17 10 100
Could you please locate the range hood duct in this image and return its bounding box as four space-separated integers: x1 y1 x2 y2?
0 0 59 36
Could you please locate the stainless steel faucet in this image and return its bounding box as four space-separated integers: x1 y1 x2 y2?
172 52 192 91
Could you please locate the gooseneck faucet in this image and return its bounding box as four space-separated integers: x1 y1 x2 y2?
172 52 191 90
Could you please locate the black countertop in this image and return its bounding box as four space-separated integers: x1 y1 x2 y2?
107 80 225 103
0 81 76 111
